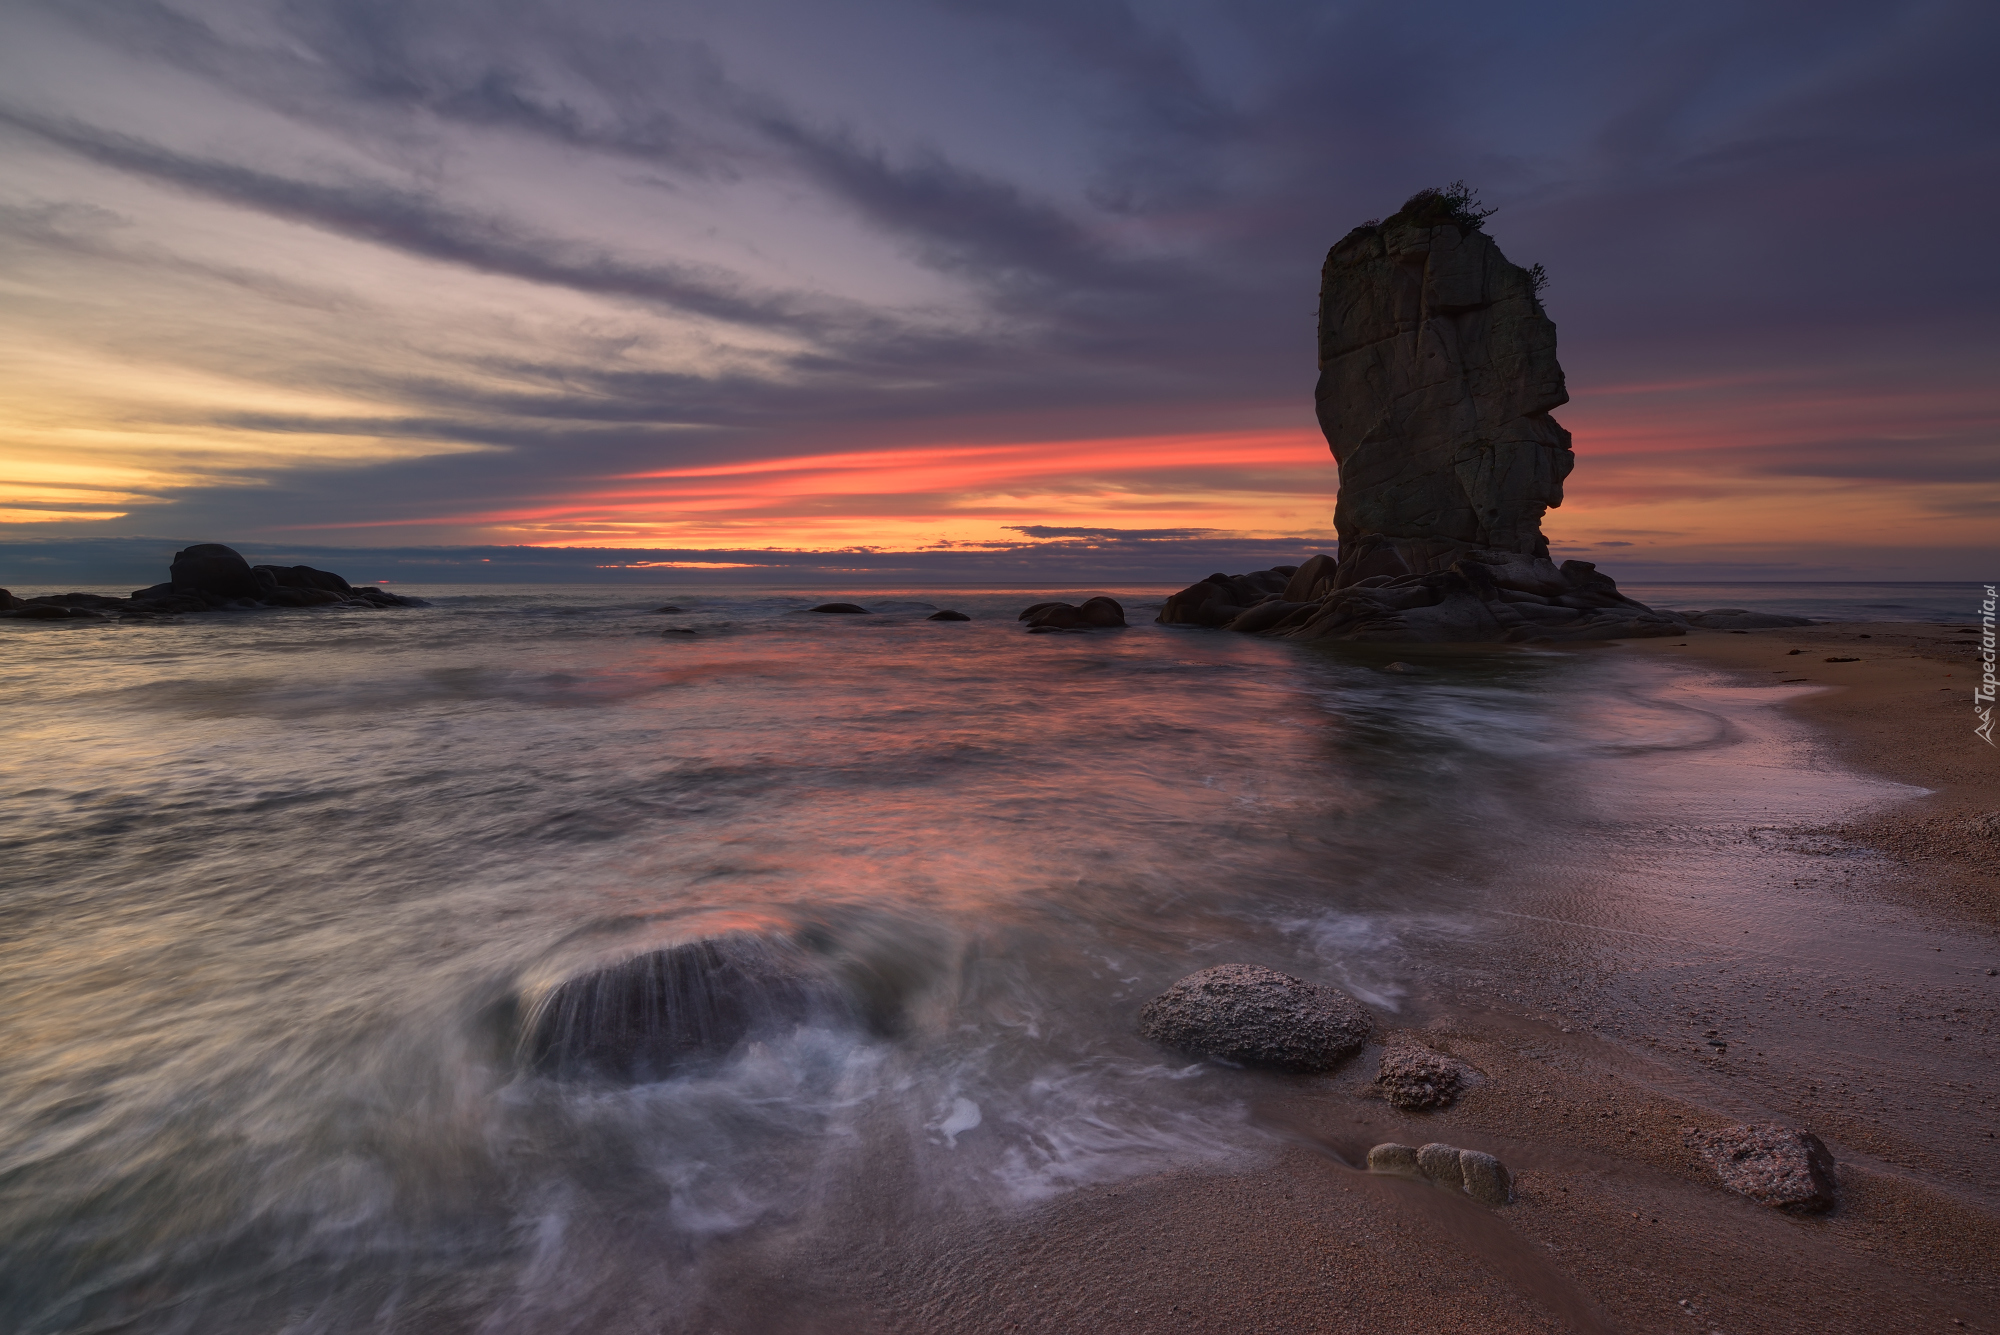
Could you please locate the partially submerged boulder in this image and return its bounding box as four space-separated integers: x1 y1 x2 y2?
523 935 853 1083
809 603 869 614
927 609 971 621
1138 963 1371 1072
1685 1124 1837 1211
1018 597 1126 630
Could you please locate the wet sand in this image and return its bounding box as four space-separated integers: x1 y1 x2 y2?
771 621 2000 1335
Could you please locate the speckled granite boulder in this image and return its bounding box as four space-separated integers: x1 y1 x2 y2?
1138 964 1371 1072
1376 1045 1473 1109
1686 1124 1837 1211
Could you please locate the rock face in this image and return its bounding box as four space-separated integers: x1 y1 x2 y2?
1686 1124 1837 1211
1375 1044 1473 1110
1368 1140 1512 1206
1315 188 1569 587
1 543 421 623
1137 963 1372 1072
1156 187 1812 644
523 935 851 1083
1018 597 1126 630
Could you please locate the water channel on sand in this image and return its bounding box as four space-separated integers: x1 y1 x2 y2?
2 586 1992 1332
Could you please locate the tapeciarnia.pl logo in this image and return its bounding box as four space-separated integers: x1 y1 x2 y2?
1976 584 1997 747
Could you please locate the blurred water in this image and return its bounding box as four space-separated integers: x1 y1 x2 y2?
0 585 1926 1334
1621 579 1983 623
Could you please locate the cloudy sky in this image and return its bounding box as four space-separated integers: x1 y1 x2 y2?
1 0 1994 579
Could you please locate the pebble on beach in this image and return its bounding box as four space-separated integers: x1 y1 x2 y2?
1367 1141 1513 1206
1685 1124 1837 1211
1375 1044 1473 1109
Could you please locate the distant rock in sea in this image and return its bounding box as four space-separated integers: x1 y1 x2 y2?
1 543 423 623
927 609 971 621
809 602 870 614
1017 597 1126 630
1160 186 1810 643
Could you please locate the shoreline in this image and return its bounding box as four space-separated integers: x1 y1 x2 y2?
805 621 2000 1335
1613 621 1999 930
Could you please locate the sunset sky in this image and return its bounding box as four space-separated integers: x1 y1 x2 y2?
1 0 1994 581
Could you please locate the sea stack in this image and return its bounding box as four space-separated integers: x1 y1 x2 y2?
1159 186 1802 641
1314 185 1571 590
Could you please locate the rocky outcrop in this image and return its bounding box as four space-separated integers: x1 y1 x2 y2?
1685 1124 1837 1211
1019 597 1126 630
1316 187 1570 588
1 544 421 623
1368 1141 1513 1206
522 934 853 1083
1138 963 1372 1072
1157 187 1812 643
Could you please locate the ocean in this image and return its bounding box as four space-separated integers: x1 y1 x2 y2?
0 581 1983 1333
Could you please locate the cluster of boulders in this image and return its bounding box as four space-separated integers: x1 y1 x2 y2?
1160 552 1811 643
1019 597 1126 631
1367 1141 1513 1205
1 543 421 622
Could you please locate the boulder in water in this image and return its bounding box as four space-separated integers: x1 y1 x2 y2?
809 603 869 614
254 563 352 594
927 609 971 621
522 934 851 1083
1017 596 1126 630
1138 963 1372 1072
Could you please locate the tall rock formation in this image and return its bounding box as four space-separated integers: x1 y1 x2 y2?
1157 187 1807 642
1315 188 1569 588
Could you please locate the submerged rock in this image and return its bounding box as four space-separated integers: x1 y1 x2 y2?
1376 1045 1473 1109
809 603 869 614
1018 597 1126 630
1685 1124 1837 1211
1367 1140 1512 1205
927 609 971 621
1138 963 1371 1072
523 934 852 1083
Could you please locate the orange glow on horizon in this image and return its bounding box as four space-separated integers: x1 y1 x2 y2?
289 428 1343 549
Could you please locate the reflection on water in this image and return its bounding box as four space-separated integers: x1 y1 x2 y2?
0 587 1913 1333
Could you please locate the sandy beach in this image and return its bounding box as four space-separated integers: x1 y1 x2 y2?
775 620 2000 1335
